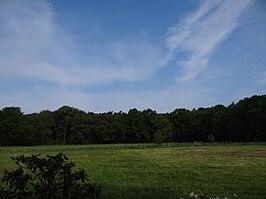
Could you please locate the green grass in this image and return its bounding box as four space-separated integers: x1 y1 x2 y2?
0 143 266 198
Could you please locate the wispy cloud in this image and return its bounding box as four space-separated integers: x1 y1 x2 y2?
0 81 214 113
238 70 266 99
0 0 165 86
256 71 266 88
0 0 263 113
166 0 254 82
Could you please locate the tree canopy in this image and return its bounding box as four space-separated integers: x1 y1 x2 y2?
0 95 266 146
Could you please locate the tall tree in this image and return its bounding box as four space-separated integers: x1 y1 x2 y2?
0 107 23 146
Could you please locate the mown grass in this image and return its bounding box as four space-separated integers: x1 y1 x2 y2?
0 143 266 198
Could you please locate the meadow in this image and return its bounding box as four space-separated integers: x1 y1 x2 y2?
0 143 266 199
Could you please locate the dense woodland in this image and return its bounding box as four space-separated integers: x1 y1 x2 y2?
0 95 266 146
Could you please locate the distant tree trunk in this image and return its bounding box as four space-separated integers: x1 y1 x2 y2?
63 120 67 144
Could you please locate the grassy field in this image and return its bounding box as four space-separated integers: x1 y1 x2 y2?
0 143 266 199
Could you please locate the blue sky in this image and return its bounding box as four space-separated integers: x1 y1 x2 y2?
0 0 266 113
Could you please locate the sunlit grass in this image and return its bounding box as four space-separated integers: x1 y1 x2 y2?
0 143 266 198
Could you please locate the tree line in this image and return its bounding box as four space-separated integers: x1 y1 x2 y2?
0 95 265 146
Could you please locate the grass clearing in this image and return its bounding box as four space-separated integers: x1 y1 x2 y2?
0 143 266 198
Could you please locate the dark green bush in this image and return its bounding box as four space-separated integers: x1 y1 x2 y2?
0 153 101 199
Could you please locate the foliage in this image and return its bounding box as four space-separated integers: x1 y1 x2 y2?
0 153 101 199
0 95 266 145
207 134 216 143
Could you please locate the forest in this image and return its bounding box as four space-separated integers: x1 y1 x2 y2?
0 95 265 146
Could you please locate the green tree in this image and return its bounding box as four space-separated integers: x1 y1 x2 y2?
0 107 23 146
169 109 195 142
152 115 172 144
127 109 150 143
53 106 84 144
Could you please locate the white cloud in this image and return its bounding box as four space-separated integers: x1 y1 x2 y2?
166 0 254 82
0 0 165 86
0 0 262 113
238 71 266 99
0 82 214 113
256 71 266 88
0 87 96 113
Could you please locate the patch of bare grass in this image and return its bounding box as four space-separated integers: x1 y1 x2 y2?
224 150 266 158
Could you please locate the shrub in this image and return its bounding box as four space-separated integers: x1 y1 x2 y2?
0 153 101 199
207 134 216 143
